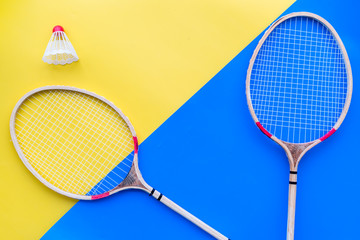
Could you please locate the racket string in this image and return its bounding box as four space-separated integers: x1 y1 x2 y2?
17 91 106 192
15 90 135 195
250 16 347 143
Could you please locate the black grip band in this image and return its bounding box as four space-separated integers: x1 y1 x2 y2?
289 181 297 185
157 193 163 201
149 188 155 196
290 171 297 174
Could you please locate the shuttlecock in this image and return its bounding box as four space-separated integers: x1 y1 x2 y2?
42 25 79 65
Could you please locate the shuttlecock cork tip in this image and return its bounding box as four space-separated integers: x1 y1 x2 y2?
52 25 64 32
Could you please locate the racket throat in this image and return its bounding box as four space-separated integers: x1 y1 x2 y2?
283 142 314 170
113 157 150 192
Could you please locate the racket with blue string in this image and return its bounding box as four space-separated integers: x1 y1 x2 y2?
10 86 229 240
246 12 352 239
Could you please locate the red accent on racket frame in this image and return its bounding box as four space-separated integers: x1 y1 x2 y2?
133 136 138 154
320 128 336 142
91 192 110 200
256 122 272 138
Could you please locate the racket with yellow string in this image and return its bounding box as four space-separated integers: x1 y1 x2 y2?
10 86 229 240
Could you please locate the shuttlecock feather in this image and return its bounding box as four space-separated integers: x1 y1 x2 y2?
42 25 79 65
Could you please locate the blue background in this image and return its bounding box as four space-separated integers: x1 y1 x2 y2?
42 0 360 239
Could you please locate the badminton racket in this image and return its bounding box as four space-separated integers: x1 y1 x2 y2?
10 86 229 240
246 12 352 239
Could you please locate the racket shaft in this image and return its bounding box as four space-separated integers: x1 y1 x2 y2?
287 182 297 240
150 192 228 240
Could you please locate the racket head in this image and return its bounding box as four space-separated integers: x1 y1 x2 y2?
246 12 352 150
10 86 139 200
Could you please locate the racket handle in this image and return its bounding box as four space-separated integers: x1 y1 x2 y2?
287 172 297 240
149 189 229 240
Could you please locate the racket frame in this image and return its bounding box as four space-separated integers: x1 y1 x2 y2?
246 12 352 239
246 11 352 170
10 86 144 200
10 86 229 240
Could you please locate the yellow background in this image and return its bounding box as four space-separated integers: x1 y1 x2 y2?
0 0 294 239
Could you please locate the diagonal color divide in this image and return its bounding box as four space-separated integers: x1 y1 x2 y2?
0 0 295 239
